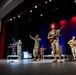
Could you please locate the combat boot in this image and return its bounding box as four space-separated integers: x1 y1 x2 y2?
37 58 41 61
52 58 57 62
33 57 36 61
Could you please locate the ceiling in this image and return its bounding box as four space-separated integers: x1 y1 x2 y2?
0 0 7 9
0 0 24 19
2 0 76 23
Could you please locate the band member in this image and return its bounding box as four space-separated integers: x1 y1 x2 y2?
16 39 22 60
10 38 17 55
29 34 41 61
39 46 46 59
48 24 62 63
51 45 62 55
8 43 17 55
68 36 76 59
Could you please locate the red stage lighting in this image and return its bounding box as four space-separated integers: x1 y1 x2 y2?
59 20 67 26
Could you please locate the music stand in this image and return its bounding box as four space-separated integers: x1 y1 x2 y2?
8 44 16 62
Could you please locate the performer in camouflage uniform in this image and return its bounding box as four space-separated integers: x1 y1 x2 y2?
16 39 22 60
30 34 41 61
48 24 62 63
39 46 46 59
68 36 76 60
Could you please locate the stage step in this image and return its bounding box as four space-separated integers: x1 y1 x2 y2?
43 55 72 59
7 55 18 59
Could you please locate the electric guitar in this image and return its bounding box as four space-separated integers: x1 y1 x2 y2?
49 26 64 43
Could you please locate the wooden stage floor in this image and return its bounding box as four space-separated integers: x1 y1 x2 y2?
0 59 76 75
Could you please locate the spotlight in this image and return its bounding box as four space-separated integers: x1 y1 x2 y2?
53 9 55 11
35 5 37 8
30 10 32 12
18 15 20 18
49 0 52 2
29 19 31 21
21 13 23 14
75 0 76 2
13 17 16 19
40 14 43 17
45 1 47 4
10 18 12 21
56 8 58 10
7 20 9 21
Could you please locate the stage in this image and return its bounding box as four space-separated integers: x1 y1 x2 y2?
0 59 76 75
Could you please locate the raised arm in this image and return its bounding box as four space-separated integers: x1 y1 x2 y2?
29 35 35 40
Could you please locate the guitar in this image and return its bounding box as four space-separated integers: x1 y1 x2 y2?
49 26 64 43
40 47 46 50
49 35 55 43
69 43 74 48
69 42 76 48
40 48 46 54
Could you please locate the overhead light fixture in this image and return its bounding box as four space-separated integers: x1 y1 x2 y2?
49 0 52 2
30 10 32 12
53 9 55 11
13 17 16 19
10 18 12 21
21 13 23 14
56 8 58 10
18 15 20 18
7 20 9 21
40 14 43 17
75 0 76 2
45 1 47 4
29 19 31 21
35 5 37 8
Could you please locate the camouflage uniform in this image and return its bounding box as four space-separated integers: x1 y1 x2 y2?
48 29 61 58
30 36 41 58
17 40 22 59
68 39 76 59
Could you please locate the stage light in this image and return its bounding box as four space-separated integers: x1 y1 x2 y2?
56 8 58 10
59 20 67 26
35 5 37 8
13 17 16 19
18 15 20 18
7 20 9 21
45 1 47 4
29 19 31 21
30 10 32 12
21 13 23 14
10 18 12 21
40 14 43 17
75 0 76 2
49 0 51 1
53 9 55 11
